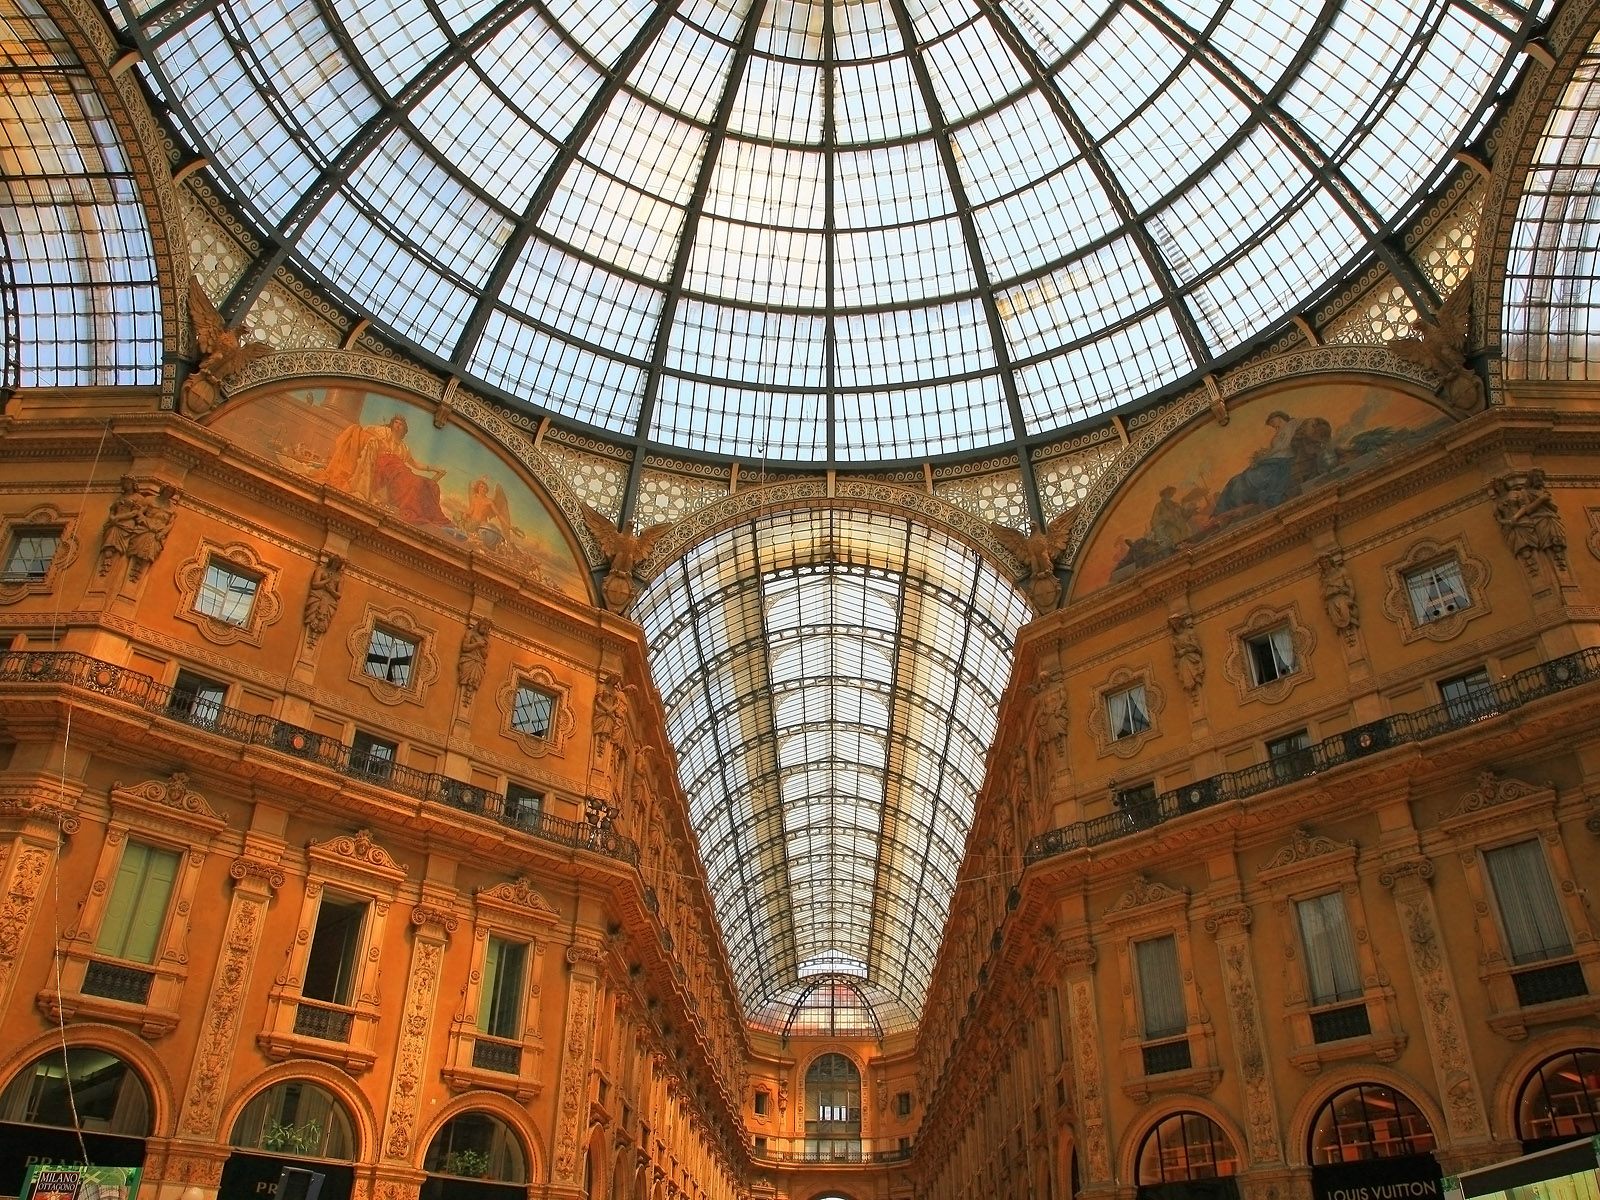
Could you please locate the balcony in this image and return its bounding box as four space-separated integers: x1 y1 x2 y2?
753 1138 912 1165
1026 648 1600 865
81 960 154 1005
0 650 639 865
293 998 355 1042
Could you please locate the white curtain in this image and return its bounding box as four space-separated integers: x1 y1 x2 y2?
1407 562 1469 618
1296 892 1362 1004
1264 627 1296 677
1485 840 1572 963
1109 686 1149 739
1136 935 1187 1038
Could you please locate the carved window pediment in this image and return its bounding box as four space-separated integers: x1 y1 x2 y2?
1438 770 1554 833
346 605 439 705
1382 537 1490 644
0 504 79 605
495 664 574 757
108 773 227 844
1222 605 1315 705
1257 828 1357 888
1089 666 1164 759
1104 875 1190 928
174 540 282 645
306 829 408 891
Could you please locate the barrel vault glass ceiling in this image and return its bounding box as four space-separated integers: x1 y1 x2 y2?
113 0 1537 467
631 509 1032 1032
106 0 1541 1031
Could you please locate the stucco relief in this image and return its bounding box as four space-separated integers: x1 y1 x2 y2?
1221 941 1282 1163
554 980 595 1182
1067 977 1110 1181
0 847 49 1007
383 938 444 1160
1391 885 1487 1138
181 877 271 1136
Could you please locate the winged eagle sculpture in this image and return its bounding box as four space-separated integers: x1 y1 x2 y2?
1389 280 1484 414
989 509 1078 612
181 278 274 417
580 504 675 613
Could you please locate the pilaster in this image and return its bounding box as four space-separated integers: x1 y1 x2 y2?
1203 897 1284 1166
177 839 285 1137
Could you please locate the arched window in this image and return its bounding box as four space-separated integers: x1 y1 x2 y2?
1310 1084 1437 1164
804 1053 862 1160
806 1053 861 1130
423 1112 527 1182
229 1080 356 1160
1516 1049 1600 1145
1136 1112 1239 1185
0 1047 152 1136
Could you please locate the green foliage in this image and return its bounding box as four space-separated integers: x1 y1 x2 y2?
442 1149 492 1179
261 1119 323 1155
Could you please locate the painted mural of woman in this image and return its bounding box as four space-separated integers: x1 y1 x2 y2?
320 414 451 526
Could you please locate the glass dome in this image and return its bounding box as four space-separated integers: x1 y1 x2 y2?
113 0 1535 464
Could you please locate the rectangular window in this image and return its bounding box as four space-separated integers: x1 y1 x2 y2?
302 897 366 1004
1484 840 1573 965
1246 626 1296 685
754 1091 769 1116
1115 781 1156 809
1405 560 1470 623
478 935 527 1039
895 1091 912 1117
1268 729 1313 780
350 730 397 780
167 669 226 727
1106 684 1150 741
3 527 61 581
364 627 417 686
1440 668 1497 722
1134 934 1186 1040
1296 892 1363 1005
505 784 543 826
511 684 555 738
193 560 261 626
95 841 180 964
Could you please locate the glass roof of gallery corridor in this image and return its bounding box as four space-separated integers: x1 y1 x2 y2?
113 0 1538 465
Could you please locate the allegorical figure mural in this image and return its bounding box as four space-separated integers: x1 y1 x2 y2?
1075 381 1450 594
212 386 588 599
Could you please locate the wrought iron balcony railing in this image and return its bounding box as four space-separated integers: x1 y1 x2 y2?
1025 647 1600 866
753 1142 912 1165
0 650 639 866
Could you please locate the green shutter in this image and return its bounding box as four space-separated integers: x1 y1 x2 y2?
479 936 503 1032
96 842 180 963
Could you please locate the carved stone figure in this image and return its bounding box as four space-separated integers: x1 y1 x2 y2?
1319 551 1359 637
1492 468 1568 575
457 618 491 702
580 504 674 613
1027 666 1069 775
126 484 178 581
182 278 273 417
303 554 344 644
1169 614 1204 696
99 476 141 575
593 672 631 755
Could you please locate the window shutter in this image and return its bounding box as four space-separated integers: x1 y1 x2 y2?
1485 841 1571 963
1296 892 1362 1004
479 936 503 1031
1135 935 1186 1038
